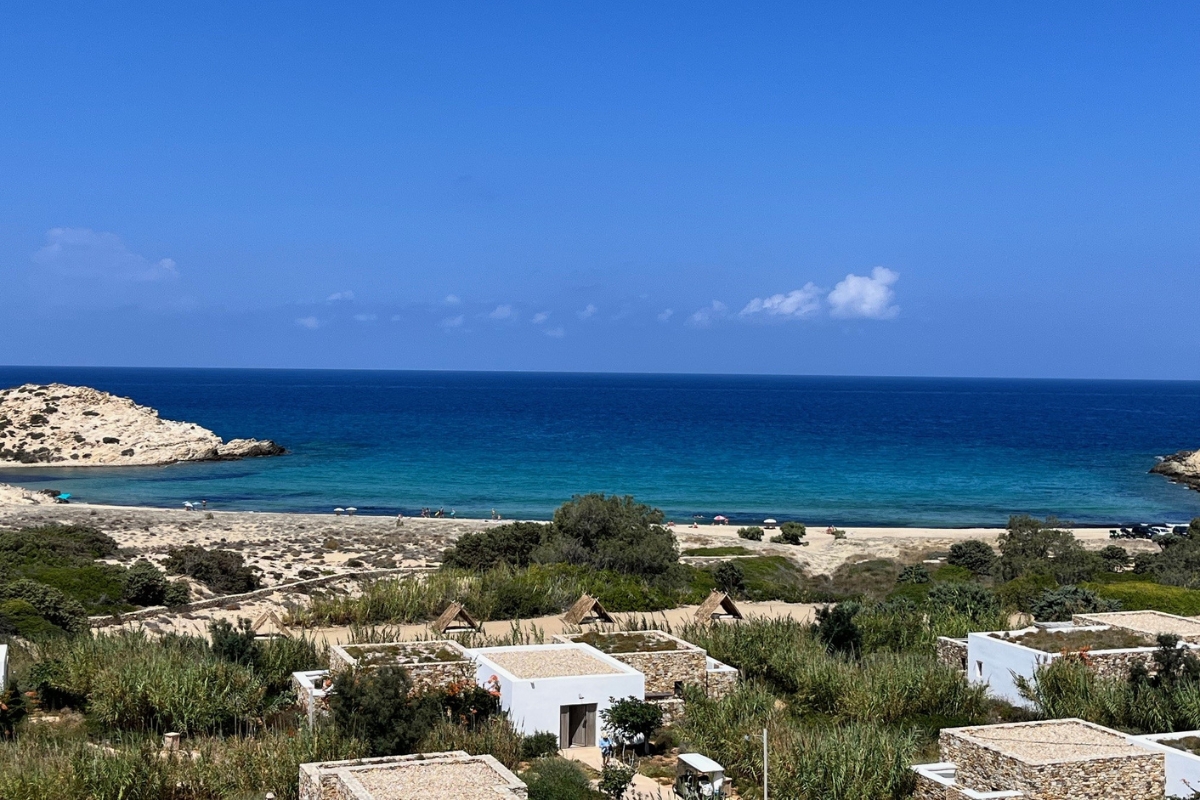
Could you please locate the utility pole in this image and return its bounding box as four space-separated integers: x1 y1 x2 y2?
762 727 768 800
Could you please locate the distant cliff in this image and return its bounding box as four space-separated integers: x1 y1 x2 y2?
0 383 284 467
1151 449 1200 493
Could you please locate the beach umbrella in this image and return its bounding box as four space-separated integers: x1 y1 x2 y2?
347 507 357 516
764 518 777 527
714 515 727 522
334 507 344 515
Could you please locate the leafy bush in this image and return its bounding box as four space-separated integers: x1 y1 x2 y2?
947 540 996 576
163 545 261 594
521 731 560 761
1030 584 1120 622
163 581 190 607
418 716 524 770
441 522 552 571
0 580 87 635
770 522 806 545
523 757 599 800
330 666 498 757
737 526 764 541
209 618 257 664
121 560 167 606
813 602 863 656
714 561 745 596
897 564 930 584
997 515 1102 584
598 762 635 799
0 599 60 639
1099 545 1131 572
550 493 678 577
996 572 1058 612
927 582 1000 624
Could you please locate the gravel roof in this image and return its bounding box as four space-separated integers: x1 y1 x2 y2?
953 720 1147 765
1076 610 1200 640
351 760 521 800
483 646 624 678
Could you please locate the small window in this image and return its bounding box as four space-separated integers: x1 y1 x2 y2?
673 681 685 698
975 660 984 679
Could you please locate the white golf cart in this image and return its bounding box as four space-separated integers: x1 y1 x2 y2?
675 752 725 798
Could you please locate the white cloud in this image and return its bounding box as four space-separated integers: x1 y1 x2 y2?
32 228 179 282
544 326 565 338
444 294 461 305
295 316 321 329
657 309 674 323
489 304 514 320
326 290 355 302
827 267 900 319
688 301 728 327
740 283 822 319
354 313 377 322
440 314 465 329
531 312 550 324
576 304 597 320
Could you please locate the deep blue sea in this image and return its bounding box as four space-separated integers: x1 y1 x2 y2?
1 367 1199 527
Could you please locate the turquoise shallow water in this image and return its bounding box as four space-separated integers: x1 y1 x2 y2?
1 368 1199 527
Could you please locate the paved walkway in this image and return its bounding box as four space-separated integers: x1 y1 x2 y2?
559 747 681 799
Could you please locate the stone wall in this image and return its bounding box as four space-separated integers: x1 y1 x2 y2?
1088 650 1152 681
706 665 738 699
942 731 1164 800
650 697 686 726
614 649 707 695
936 637 968 675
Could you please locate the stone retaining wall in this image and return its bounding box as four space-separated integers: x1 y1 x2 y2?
613 650 707 695
706 664 738 699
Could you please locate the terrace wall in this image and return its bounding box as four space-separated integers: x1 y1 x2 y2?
937 637 968 675
616 649 707 695
941 732 1164 800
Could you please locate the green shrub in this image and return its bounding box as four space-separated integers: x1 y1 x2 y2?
714 561 746 596
418 716 524 770
738 526 764 541
1099 545 1131 572
598 762 635 799
813 603 863 656
927 583 1000 623
997 515 1102 584
771 522 806 545
441 522 552 571
931 564 972 583
523 757 599 800
163 545 261 594
1030 585 1120 621
947 540 996 576
997 572 1058 612
209 618 257 664
897 564 930 584
521 731 561 761
0 598 60 639
602 696 663 745
0 580 87 635
163 581 190 607
121 559 166 606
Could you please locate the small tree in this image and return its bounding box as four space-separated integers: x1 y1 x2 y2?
209 618 256 665
122 559 168 606
947 540 996 576
601 696 663 752
1099 545 1131 573
163 580 191 607
330 666 444 756
774 522 806 544
714 561 745 596
737 526 763 541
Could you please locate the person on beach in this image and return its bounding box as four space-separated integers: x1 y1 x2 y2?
201 499 207 509
396 512 404 527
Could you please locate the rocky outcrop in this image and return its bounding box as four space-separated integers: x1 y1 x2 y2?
0 383 284 467
1151 449 1200 492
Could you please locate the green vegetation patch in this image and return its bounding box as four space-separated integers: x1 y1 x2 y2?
682 546 753 556
574 630 682 654
993 627 1152 653
342 642 465 665
1164 736 1200 756
1082 580 1200 617
739 555 815 603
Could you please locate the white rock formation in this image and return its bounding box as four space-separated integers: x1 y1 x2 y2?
0 383 283 467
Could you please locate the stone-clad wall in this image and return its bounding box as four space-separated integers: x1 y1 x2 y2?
606 650 708 695
936 637 968 675
706 666 738 699
942 732 1164 800
405 661 476 692
1088 650 1152 681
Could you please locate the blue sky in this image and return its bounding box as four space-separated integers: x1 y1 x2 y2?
1 3 1197 378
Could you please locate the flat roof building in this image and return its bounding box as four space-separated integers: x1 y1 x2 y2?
299 751 527 800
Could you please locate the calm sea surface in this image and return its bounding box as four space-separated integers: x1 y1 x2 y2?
1 368 1198 527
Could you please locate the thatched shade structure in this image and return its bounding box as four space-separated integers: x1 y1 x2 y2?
561 594 616 626
432 602 483 634
696 591 744 623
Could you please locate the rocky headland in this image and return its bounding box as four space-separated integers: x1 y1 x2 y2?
0 383 284 467
1152 449 1200 492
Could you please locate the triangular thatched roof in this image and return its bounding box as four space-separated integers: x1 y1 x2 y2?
432 602 482 634
696 591 744 623
562 594 616 626
251 610 292 638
